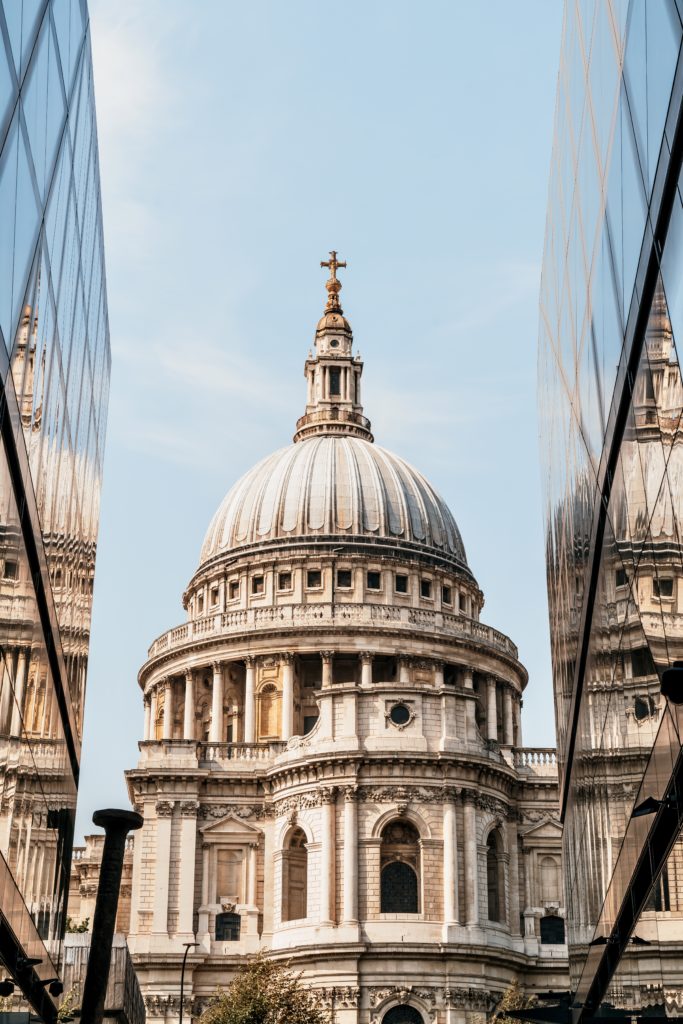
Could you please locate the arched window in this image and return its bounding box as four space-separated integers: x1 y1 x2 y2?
282 828 307 922
383 1007 424 1024
380 820 420 913
540 914 565 944
154 693 164 740
486 830 505 923
259 684 279 739
540 855 560 903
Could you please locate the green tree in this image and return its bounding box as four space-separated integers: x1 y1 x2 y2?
199 953 329 1024
496 981 536 1024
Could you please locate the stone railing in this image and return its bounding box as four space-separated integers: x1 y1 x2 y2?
148 604 518 660
198 741 287 765
512 748 558 775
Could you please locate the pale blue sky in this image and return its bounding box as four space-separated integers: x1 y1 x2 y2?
77 1 564 839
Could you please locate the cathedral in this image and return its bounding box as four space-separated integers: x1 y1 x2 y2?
120 256 568 1023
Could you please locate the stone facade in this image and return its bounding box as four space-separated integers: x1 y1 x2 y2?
111 258 568 1023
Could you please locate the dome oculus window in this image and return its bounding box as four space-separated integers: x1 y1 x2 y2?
386 701 415 730
367 571 382 590
337 569 352 588
330 338 339 348
420 579 432 599
306 569 322 589
395 574 408 594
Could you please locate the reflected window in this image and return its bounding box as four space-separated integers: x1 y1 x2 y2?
615 567 627 588
631 647 656 677
634 695 657 721
647 865 671 912
653 576 674 599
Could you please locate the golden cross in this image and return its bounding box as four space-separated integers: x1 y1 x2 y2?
320 251 347 281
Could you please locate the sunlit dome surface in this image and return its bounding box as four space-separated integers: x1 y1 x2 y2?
200 435 468 568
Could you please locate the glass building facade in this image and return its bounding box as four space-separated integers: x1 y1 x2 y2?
539 0 683 1019
0 0 110 1018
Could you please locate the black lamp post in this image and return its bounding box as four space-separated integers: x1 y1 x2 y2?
80 809 143 1024
179 942 198 1024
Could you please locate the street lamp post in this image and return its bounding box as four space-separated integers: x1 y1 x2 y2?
179 942 198 1024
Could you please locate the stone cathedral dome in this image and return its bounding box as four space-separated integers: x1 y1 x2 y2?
200 438 468 567
199 252 469 575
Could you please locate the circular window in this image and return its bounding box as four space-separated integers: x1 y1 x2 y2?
390 703 411 726
330 338 339 347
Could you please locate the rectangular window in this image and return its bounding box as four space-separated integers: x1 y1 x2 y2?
420 579 432 599
229 580 239 600
210 587 219 606
653 577 674 599
615 567 627 588
215 911 241 941
3 561 17 580
367 571 382 590
306 569 322 589
459 593 467 612
337 569 352 588
329 367 341 394
278 571 292 591
252 576 264 595
632 647 656 678
395 574 408 594
197 595 204 614
442 585 452 605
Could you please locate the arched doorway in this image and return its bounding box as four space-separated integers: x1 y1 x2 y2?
383 1007 424 1024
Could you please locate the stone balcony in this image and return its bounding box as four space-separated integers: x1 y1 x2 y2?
147 604 519 661
511 747 558 776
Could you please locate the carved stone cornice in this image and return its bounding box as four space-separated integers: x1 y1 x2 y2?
199 803 268 820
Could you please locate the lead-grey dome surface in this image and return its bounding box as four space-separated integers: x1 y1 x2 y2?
200 435 468 567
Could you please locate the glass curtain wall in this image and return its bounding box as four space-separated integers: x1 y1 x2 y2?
0 0 110 1018
539 0 683 1016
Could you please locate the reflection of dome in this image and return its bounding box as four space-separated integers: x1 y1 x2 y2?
199 435 468 568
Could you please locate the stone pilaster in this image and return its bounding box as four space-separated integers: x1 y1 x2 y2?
162 679 174 741
244 656 255 743
343 788 358 924
10 649 27 737
178 802 197 937
153 800 173 935
209 661 224 743
183 671 195 740
320 788 336 925
281 653 294 740
463 793 478 925
486 675 497 742
443 789 459 925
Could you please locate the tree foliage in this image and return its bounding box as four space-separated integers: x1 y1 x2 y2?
199 953 330 1024
496 980 536 1024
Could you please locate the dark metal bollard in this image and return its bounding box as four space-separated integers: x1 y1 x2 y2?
79 808 143 1024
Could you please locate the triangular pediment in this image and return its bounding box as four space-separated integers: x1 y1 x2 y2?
520 816 563 840
200 812 262 837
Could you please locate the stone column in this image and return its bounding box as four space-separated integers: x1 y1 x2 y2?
321 651 333 688
209 661 224 743
463 794 478 925
178 802 197 936
462 667 477 742
360 652 373 687
486 676 497 742
153 801 173 934
443 790 459 924
514 699 523 747
343 789 358 924
399 657 410 683
162 679 174 741
10 649 27 737
149 688 158 740
320 789 336 925
281 654 294 740
503 688 514 746
143 697 151 741
244 657 256 743
183 671 195 740
507 817 521 935
248 842 258 906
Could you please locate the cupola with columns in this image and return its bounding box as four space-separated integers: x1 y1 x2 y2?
123 253 566 1024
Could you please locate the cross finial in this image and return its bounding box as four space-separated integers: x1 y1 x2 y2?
320 250 347 311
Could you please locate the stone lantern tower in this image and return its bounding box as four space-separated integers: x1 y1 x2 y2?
125 256 567 1024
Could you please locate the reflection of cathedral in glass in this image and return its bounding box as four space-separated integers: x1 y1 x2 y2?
0 0 110 1018
539 3 683 1018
